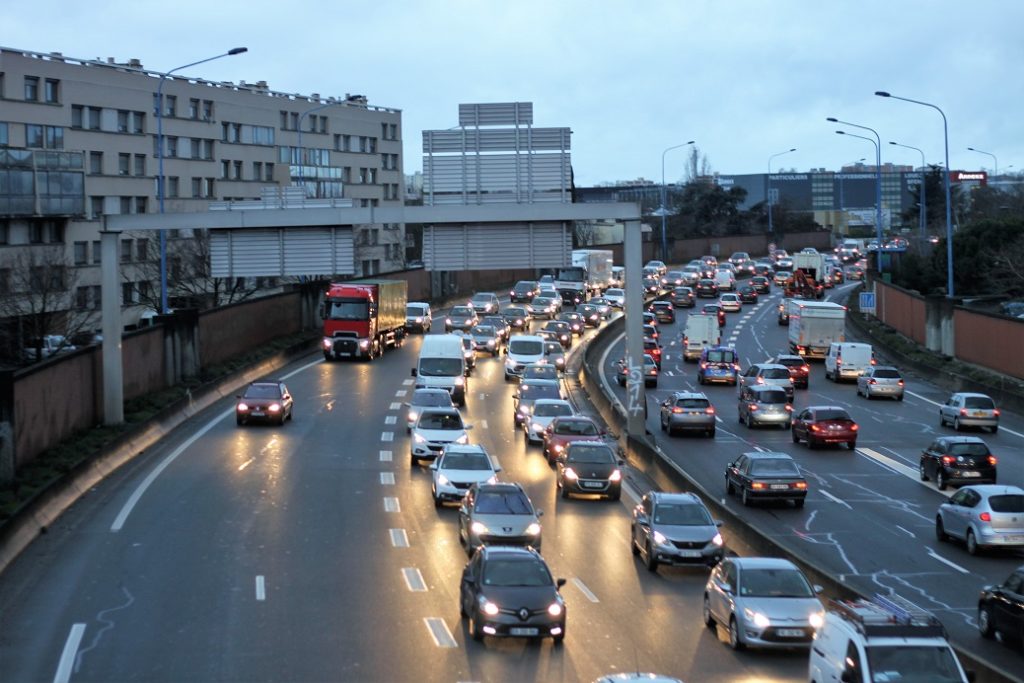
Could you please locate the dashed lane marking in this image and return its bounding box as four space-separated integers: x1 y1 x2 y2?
380 472 396 485
395 390 408 398
424 617 458 648
381 432 394 442
402 379 415 386
389 402 402 410
380 450 393 462
926 548 970 574
390 528 409 547
402 567 428 592
53 623 86 683
385 415 397 425
255 575 266 601
572 578 600 603
384 497 400 513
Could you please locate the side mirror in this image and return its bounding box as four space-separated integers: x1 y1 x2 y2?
493 464 502 473
411 368 417 377
636 514 649 527
464 424 474 430
536 509 544 517
617 459 625 467
556 578 567 589
726 461 735 469
719 582 733 594
715 520 724 528
813 584 823 594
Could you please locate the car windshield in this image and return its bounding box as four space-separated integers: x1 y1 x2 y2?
606 289 624 297
989 495 1024 513
758 390 788 404
510 340 544 355
567 444 615 464
522 385 562 401
533 403 572 418
406 305 426 316
325 298 369 321
504 308 527 317
706 350 736 363
475 491 533 514
243 384 281 399
451 306 474 317
411 391 452 407
948 443 990 457
865 645 963 682
524 367 558 382
776 358 803 367
418 412 464 430
483 559 552 587
762 368 790 380
873 368 901 378
471 295 494 304
738 568 814 598
815 409 851 421
654 502 713 526
963 396 995 409
750 459 800 476
417 358 463 377
471 326 495 337
676 398 709 409
514 282 535 291
553 420 599 436
440 453 491 471
544 342 563 354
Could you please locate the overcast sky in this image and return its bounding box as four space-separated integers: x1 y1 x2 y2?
7 0 1020 186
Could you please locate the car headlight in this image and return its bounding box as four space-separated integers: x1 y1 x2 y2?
556 358 565 367
471 521 488 535
563 467 578 480
552 443 564 453
408 411 418 422
414 317 422 322
652 530 669 546
445 318 452 325
268 403 281 412
456 434 469 444
525 522 542 536
547 602 563 617
413 433 426 443
322 338 332 350
609 469 622 482
486 475 498 485
437 474 450 486
236 403 249 412
744 608 771 629
486 340 495 347
481 599 500 616
359 339 370 349
454 376 465 386
712 532 723 547
809 611 824 629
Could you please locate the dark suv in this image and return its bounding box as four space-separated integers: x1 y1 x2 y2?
920 436 998 490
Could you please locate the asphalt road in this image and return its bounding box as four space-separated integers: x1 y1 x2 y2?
601 281 1024 680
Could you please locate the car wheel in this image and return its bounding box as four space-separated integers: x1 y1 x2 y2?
645 540 659 572
936 470 948 491
726 478 735 495
552 631 565 645
966 529 980 555
469 613 484 642
708 428 715 438
433 490 442 508
236 416 244 426
504 372 511 381
459 593 468 618
698 374 705 385
560 482 570 499
660 416 667 432
990 425 998 434
935 516 948 542
630 526 640 556
794 498 805 509
939 412 946 427
791 429 799 443
847 441 857 451
728 616 746 651
744 413 753 428
919 461 929 481
897 394 904 402
410 452 419 467
702 595 716 628
609 490 621 502
741 486 751 506
978 605 995 639
953 417 961 431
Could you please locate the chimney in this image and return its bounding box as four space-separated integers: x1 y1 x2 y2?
128 58 142 68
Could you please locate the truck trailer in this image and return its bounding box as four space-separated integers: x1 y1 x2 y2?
554 249 614 304
788 300 846 359
321 279 407 361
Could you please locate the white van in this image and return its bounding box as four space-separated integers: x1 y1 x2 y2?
503 334 546 381
824 342 873 382
682 314 721 361
610 266 625 288
713 269 736 292
412 334 467 406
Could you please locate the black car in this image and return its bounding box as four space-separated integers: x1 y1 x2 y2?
577 303 603 327
643 275 661 295
501 306 531 330
920 436 998 490
648 300 676 324
459 546 566 643
557 311 586 336
236 380 294 426
541 320 573 348
510 280 539 303
695 278 719 298
737 285 759 304
978 565 1024 646
725 451 807 508
750 275 772 293
671 286 696 308
556 441 623 500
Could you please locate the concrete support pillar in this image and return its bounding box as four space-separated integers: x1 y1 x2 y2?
624 219 647 438
925 295 956 356
100 228 124 425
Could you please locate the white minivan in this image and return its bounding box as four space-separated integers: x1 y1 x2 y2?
503 334 546 381
412 334 467 406
824 342 874 382
713 269 736 292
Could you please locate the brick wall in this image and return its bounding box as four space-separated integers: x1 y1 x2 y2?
954 308 1024 380
876 281 927 345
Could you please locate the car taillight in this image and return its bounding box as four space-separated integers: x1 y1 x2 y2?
794 482 808 490
988 455 998 465
897 380 904 386
749 404 758 411
755 377 764 384
672 407 683 414
850 424 858 431
701 362 708 369
868 379 877 385
941 455 955 465
809 424 820 432
959 408 968 416
993 409 1001 416
836 358 842 366
871 358 877 365
979 512 992 522
751 482 767 490
683 336 689 345
785 405 793 411
706 407 715 415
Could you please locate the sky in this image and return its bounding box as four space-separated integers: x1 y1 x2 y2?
5 0 1021 186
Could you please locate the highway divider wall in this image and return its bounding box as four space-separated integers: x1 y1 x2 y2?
577 312 1016 683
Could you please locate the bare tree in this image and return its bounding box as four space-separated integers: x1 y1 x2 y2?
684 146 713 183
574 221 597 247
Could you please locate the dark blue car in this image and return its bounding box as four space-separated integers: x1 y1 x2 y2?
697 346 740 385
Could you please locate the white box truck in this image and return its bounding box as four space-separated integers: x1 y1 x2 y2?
555 250 614 302
788 300 846 359
682 314 721 362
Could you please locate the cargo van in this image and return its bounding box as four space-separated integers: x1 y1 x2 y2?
412 334 467 406
503 334 546 381
824 342 874 382
682 314 721 362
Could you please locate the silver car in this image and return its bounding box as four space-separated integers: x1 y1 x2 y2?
410 407 471 466
404 388 455 433
458 482 543 554
939 392 1000 433
631 491 725 571
524 398 575 444
703 557 824 651
856 365 905 400
445 305 479 333
429 444 501 507
738 385 792 429
936 484 1024 555
659 391 716 437
739 363 794 400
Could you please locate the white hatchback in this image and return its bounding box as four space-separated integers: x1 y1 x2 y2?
524 398 575 444
430 444 500 506
719 293 741 312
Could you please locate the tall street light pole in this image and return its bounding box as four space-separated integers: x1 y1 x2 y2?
156 47 248 314
828 117 883 267
966 146 998 178
660 141 695 263
766 148 796 240
835 131 882 272
889 141 926 239
876 91 954 298
296 102 341 197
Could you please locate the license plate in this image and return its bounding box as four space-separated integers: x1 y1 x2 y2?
677 549 702 558
510 627 538 636
776 628 804 637
961 471 980 477
770 484 790 490
1003 535 1024 543
973 411 987 417
251 411 264 416
583 481 604 489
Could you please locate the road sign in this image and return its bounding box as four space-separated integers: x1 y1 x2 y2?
859 291 876 315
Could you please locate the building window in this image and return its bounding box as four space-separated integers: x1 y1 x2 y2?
24 76 39 101
121 239 133 263
45 126 63 149
44 79 59 103
136 238 149 261
202 100 213 120
134 154 146 176
25 124 43 148
120 197 132 215
0 122 7 147
189 98 200 119
76 286 90 310
132 111 145 134
0 268 9 295
253 161 263 179
202 139 214 159
166 136 178 157
135 197 147 214
342 167 351 183
164 95 176 118
265 163 274 181
90 196 104 218
72 105 84 128
75 241 89 266
190 138 201 159
0 221 10 244
92 240 101 264
252 125 274 146
168 176 179 197
221 160 230 179
86 106 100 130
89 151 103 174
118 153 130 175
359 168 368 184
122 282 135 305
116 109 129 132
233 160 243 179
369 168 377 184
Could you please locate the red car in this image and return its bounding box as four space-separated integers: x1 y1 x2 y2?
702 303 726 328
543 416 606 464
770 354 811 389
791 406 858 450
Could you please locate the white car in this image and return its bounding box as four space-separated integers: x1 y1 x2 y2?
604 288 626 308
405 302 432 333
410 407 472 466
404 388 456 433
524 398 575 444
429 444 501 507
719 293 741 312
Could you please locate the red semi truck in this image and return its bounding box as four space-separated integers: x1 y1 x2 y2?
321 280 407 361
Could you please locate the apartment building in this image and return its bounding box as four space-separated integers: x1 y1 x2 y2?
0 45 404 352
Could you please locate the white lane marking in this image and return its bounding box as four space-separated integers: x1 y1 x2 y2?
926 548 970 574
389 402 402 411
424 617 458 648
395 390 407 397
53 623 86 683
895 525 916 538
238 458 254 471
385 415 397 425
481 419 489 430
402 379 415 386
379 450 393 462
402 567 428 592
572 577 600 603
380 472 395 485
820 490 853 510
384 497 400 513
906 391 943 407
381 432 394 442
390 528 409 547
857 447 919 481
478 392 486 400
255 575 266 601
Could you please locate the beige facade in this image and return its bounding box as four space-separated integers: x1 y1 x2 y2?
0 45 404 338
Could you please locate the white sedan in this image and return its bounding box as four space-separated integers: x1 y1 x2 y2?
429 444 500 506
719 293 742 312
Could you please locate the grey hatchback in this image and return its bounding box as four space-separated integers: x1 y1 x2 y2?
659 391 716 437
939 392 1000 433
738 385 792 429
631 491 725 571
856 365 905 400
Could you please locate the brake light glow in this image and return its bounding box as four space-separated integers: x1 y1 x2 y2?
941 455 955 465
988 455 998 465
785 405 793 412
960 408 969 416
897 380 905 386
794 482 808 490
979 512 992 522
850 424 858 431
672 407 683 414
993 409 1001 416
751 482 767 490
706 407 716 415
868 379 877 385
809 424 820 432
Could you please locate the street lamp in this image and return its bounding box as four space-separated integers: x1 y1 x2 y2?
828 117 883 269
875 91 954 298
766 148 796 240
660 141 695 262
296 102 341 197
835 130 883 271
156 47 248 314
889 141 927 239
966 146 998 178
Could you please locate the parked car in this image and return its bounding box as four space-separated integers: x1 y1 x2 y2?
936 485 1024 555
725 452 808 508
920 436 998 490
632 491 724 571
235 380 294 426
671 286 696 308
791 406 858 450
555 441 623 500
939 392 1000 433
430 444 501 506
856 365 905 400
458 482 543 554
978 565 1024 646
21 334 76 362
738 385 792 429
659 391 716 437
